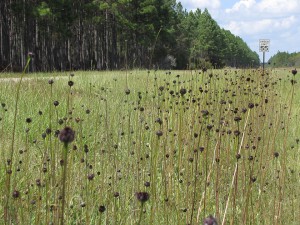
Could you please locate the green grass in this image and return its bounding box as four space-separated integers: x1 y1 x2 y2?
0 68 299 224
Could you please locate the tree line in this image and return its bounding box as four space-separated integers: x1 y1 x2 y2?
0 0 260 72
268 51 300 68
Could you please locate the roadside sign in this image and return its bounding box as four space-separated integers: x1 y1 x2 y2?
259 39 270 52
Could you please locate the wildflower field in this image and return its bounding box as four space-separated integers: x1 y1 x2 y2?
0 68 299 224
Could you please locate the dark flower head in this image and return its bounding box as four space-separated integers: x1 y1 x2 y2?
248 103 254 109
12 190 20 198
179 88 187 96
234 116 242 122
59 127 75 143
156 130 163 137
68 81 74 87
88 173 95 181
48 79 54 85
135 192 149 203
125 89 130 95
54 101 59 107
292 69 297 76
26 118 32 123
203 215 218 225
201 110 209 117
99 205 106 213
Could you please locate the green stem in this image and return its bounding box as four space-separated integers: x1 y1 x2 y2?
60 143 69 225
4 56 31 224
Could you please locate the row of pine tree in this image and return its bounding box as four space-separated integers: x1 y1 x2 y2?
0 0 260 72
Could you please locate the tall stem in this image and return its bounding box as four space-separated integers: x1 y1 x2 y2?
4 56 31 224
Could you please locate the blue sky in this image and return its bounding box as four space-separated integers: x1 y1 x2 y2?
178 0 300 62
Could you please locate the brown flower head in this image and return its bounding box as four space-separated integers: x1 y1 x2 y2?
59 127 75 143
203 215 218 225
135 192 150 203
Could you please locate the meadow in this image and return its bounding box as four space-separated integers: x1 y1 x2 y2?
0 67 299 225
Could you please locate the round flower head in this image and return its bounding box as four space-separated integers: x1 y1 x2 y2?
203 215 218 225
135 192 150 203
59 127 75 143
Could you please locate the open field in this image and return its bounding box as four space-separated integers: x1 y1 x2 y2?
0 69 299 224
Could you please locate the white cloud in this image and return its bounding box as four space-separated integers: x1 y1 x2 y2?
258 0 300 14
178 0 221 10
225 0 300 19
224 16 297 36
225 0 256 13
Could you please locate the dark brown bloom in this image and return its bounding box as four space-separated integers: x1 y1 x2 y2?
99 205 106 213
59 127 75 143
179 88 187 96
68 81 74 87
203 215 218 225
156 130 163 137
53 101 59 107
12 190 20 198
135 192 150 203
248 103 254 109
125 89 130 95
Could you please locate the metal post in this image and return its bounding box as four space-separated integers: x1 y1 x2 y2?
263 51 265 75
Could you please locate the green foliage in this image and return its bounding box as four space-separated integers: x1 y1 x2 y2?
269 51 300 67
3 1 259 70
35 2 51 17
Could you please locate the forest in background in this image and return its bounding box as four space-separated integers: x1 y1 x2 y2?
0 0 260 72
268 51 300 68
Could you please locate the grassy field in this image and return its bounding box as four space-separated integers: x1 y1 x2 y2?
0 68 299 225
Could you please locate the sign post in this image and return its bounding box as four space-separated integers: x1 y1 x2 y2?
259 39 270 75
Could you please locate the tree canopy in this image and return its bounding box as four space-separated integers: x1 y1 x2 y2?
268 51 300 68
0 0 260 71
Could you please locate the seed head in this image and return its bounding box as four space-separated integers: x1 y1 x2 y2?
59 127 75 143
203 215 218 225
88 173 95 181
68 81 74 87
156 130 163 137
135 192 150 203
99 205 106 213
12 190 20 199
292 69 297 76
125 89 130 95
179 88 187 96
53 101 59 107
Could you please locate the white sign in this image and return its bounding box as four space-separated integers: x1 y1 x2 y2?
259 39 270 52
